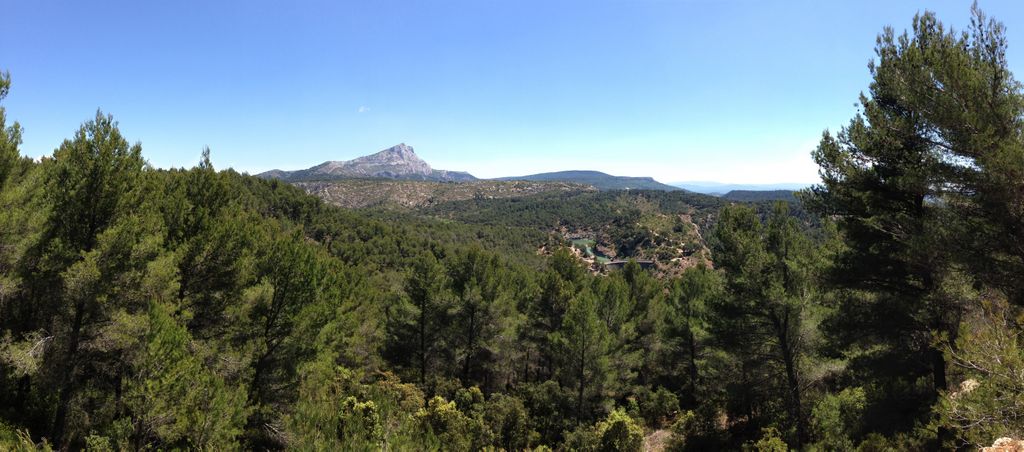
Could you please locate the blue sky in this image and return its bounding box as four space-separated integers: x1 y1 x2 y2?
4 1 1023 184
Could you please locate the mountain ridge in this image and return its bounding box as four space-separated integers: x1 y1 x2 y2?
672 181 809 194
257 143 477 182
496 170 680 191
257 145 805 193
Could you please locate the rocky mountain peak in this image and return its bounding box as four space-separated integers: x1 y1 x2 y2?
258 144 477 182
382 143 416 158
354 143 428 168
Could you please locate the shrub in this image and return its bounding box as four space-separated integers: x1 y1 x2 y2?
595 409 645 452
810 387 866 450
746 427 787 452
483 393 537 451
640 387 680 428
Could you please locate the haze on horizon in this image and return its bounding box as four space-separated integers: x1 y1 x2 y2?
4 0 1023 185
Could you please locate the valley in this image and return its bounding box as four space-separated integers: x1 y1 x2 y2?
267 143 730 277
292 174 726 277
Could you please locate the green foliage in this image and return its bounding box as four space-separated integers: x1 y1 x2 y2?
657 265 722 407
3 7 1024 448
483 393 537 451
810 387 866 450
938 295 1024 448
0 71 23 189
562 422 601 451
515 380 576 446
636 386 680 428
287 359 382 450
0 421 52 451
121 301 247 450
0 87 865 450
594 409 645 452
424 189 722 260
802 5 1024 447
414 396 488 451
45 110 145 255
710 202 820 446
386 252 453 386
666 409 729 451
722 190 798 203
746 427 788 452
562 408 644 452
554 290 612 423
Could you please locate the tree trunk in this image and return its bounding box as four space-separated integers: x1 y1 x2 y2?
933 345 950 448
781 340 805 448
686 327 699 407
577 334 587 425
419 302 427 385
775 312 806 448
52 299 85 445
463 306 476 382
523 349 530 384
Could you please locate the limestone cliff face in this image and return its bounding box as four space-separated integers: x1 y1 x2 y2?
259 143 476 182
310 143 432 178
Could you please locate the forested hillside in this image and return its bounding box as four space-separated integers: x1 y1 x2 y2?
2 6 1024 452
420 189 724 274
293 179 594 209
720 190 798 203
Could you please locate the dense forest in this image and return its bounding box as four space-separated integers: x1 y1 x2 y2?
3 7 1024 451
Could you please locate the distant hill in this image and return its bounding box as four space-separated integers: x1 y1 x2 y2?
721 190 799 202
497 170 680 191
294 179 594 209
672 181 809 195
258 143 476 182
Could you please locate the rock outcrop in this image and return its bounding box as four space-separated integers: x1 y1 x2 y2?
983 438 1024 451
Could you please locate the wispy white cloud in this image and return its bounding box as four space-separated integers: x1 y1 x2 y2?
358 106 370 113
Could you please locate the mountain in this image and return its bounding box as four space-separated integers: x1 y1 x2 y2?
257 143 477 182
671 181 809 195
496 170 680 191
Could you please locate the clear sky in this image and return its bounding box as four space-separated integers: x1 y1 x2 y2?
4 1 1023 184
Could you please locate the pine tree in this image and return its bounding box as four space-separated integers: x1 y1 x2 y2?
389 252 452 386
662 264 722 407
525 247 584 381
554 290 611 424
27 112 150 445
447 246 509 388
802 9 1004 444
239 228 327 447
0 69 41 339
710 203 817 446
0 71 22 188
122 300 247 449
